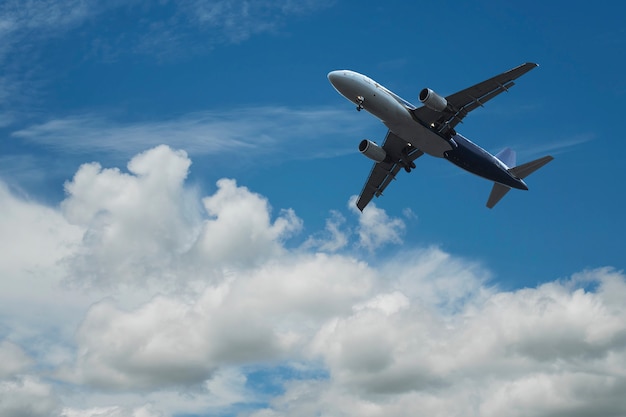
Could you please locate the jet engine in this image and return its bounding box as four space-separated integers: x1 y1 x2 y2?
359 139 387 163
419 88 448 112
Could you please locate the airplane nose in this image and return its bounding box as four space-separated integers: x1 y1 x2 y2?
327 70 341 86
328 70 352 94
328 70 358 100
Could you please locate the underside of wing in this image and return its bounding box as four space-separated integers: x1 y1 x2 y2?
356 161 401 211
412 63 538 137
356 131 423 211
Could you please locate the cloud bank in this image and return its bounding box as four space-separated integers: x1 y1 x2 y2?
0 145 624 416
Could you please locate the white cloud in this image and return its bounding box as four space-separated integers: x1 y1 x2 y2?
0 341 32 378
0 181 89 347
302 210 349 252
349 197 406 251
59 145 304 286
0 146 625 417
263 266 626 417
0 182 80 278
194 178 302 268
61 405 162 417
61 251 373 391
61 145 202 287
0 376 60 417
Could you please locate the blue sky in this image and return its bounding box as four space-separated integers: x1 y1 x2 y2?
1 1 626 416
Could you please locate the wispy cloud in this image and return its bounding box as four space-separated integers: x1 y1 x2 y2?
499 132 595 161
127 0 327 60
0 0 108 121
181 0 302 43
0 0 332 61
11 106 376 160
0 0 97 51
520 132 595 157
0 1 335 120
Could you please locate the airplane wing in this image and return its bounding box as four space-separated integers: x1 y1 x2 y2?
411 62 538 136
356 131 424 211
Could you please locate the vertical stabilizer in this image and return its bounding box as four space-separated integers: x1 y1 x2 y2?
495 148 516 168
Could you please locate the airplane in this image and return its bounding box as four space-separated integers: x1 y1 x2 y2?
327 63 553 211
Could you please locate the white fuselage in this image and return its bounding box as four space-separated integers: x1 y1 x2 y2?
327 70 452 157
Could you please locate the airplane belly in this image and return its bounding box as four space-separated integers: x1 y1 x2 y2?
385 119 452 157
364 90 407 123
347 75 451 157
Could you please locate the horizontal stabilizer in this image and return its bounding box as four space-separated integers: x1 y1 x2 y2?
509 155 554 179
486 183 511 208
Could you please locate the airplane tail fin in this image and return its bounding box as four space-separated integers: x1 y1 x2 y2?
495 147 516 168
486 154 554 209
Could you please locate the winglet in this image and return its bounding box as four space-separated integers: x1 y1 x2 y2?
356 197 369 212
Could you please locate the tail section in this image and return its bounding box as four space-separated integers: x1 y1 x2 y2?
486 154 554 208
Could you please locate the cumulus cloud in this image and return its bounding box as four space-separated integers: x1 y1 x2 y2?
60 145 304 286
0 376 60 417
349 196 406 251
0 182 81 279
0 181 89 345
62 251 373 391
0 146 625 416
194 178 302 268
61 145 202 286
302 210 349 252
258 266 626 417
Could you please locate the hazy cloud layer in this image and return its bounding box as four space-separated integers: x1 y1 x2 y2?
0 0 333 122
12 107 371 159
0 0 331 53
0 146 624 416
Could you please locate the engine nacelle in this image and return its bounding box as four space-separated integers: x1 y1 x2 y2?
359 139 387 163
419 88 448 112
